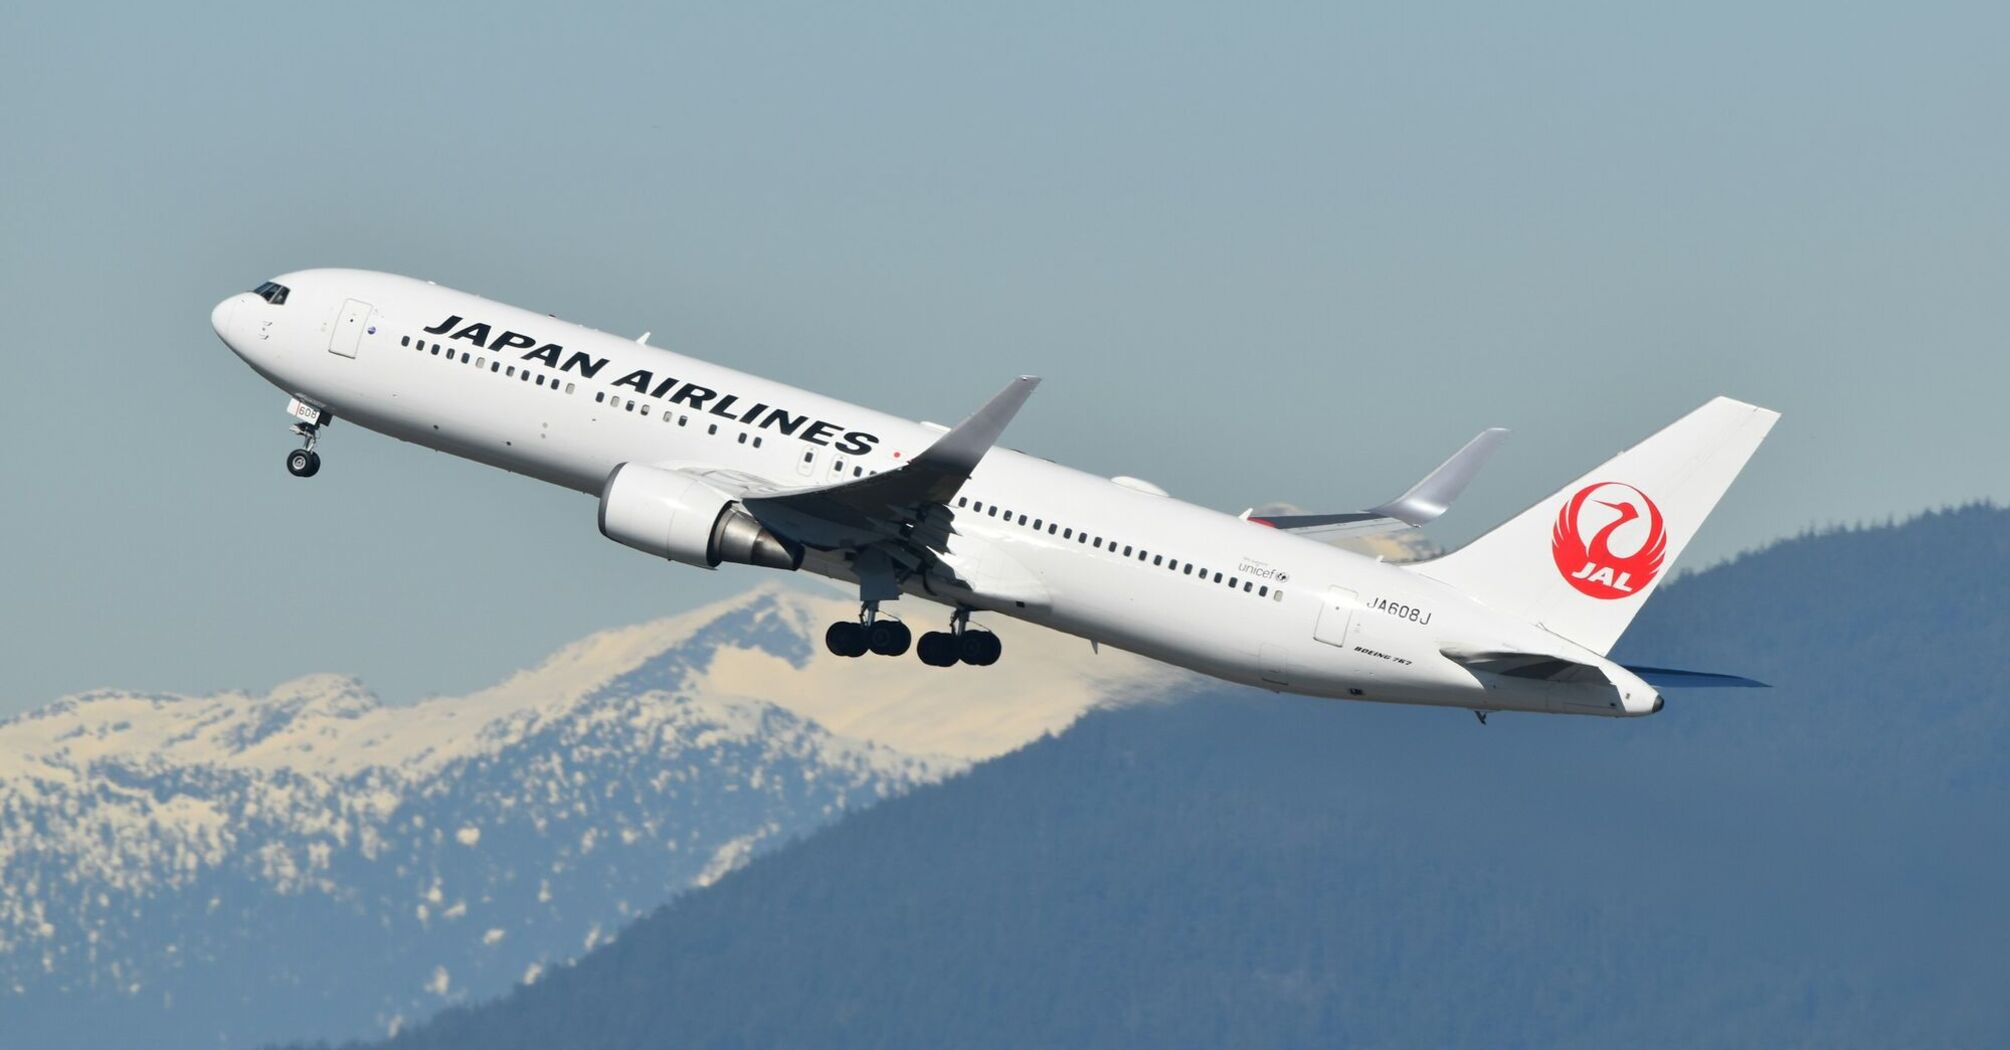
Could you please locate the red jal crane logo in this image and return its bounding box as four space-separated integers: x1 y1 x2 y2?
1551 482 1666 599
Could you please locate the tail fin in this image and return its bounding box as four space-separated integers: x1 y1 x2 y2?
1409 397 1779 654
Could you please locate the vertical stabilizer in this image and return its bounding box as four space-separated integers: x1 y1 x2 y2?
1409 397 1779 654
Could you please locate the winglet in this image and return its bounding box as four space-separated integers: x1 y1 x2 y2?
1371 427 1509 526
908 376 1041 501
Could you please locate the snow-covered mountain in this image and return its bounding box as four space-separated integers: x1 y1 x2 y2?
0 584 1184 1049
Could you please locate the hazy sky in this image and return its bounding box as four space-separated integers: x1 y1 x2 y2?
3 3 2004 715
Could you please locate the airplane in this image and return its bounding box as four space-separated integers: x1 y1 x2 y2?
211 270 1777 721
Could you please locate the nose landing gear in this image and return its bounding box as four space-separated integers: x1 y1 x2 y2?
286 447 321 477
284 399 328 478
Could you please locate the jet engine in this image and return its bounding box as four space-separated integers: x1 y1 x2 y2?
598 464 802 571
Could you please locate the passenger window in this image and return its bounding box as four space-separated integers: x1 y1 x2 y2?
754 437 763 448
803 451 814 463
1215 573 1225 584
400 336 410 347
595 392 605 403
988 506 998 517
431 345 441 356
1049 524 1058 535
1258 585 1268 597
536 374 545 386
707 423 717 434
1153 555 1163 566
491 362 500 373
627 400 636 411
1064 528 1073 539
1273 589 1285 602
678 415 688 425
566 383 575 394
737 433 747 444
853 466 862 476
1184 564 1193 575
1122 545 1132 556
476 358 485 368
1018 514 1027 526
506 365 515 376
461 353 470 364
958 497 968 507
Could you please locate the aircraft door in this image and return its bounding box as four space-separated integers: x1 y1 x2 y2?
329 299 373 359
1313 586 1357 648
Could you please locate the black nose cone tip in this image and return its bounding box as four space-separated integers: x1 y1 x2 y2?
1652 695 1665 714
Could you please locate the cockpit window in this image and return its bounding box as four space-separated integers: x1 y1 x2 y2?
252 281 290 305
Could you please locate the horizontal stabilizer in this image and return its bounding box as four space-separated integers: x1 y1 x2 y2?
1441 648 1608 684
1249 427 1509 541
1623 665 1769 689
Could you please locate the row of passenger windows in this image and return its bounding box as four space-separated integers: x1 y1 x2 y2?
398 330 1255 588
953 496 1286 602
404 335 577 394
587 391 772 448
398 331 882 466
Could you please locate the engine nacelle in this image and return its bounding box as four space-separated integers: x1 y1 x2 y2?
598 464 802 571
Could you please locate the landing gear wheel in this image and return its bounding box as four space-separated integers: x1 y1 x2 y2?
958 630 1002 666
286 449 321 477
824 621 868 658
916 631 959 667
866 619 912 657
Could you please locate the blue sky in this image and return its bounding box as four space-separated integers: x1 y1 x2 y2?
3 2 2004 713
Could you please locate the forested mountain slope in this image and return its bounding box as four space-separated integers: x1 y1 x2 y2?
362 505 2010 1049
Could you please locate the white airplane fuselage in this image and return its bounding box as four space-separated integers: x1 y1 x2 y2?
213 269 1664 718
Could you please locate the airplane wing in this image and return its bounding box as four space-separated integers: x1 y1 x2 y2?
738 375 1038 525
1245 427 1508 541
657 375 1039 556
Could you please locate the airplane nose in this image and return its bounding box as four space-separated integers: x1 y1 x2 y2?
211 296 239 344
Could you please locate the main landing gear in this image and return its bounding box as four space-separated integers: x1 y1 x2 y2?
825 601 912 658
823 603 1002 667
916 606 1000 668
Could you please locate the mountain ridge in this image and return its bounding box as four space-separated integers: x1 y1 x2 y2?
0 583 1175 1048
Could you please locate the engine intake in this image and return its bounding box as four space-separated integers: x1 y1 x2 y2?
598 464 802 571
